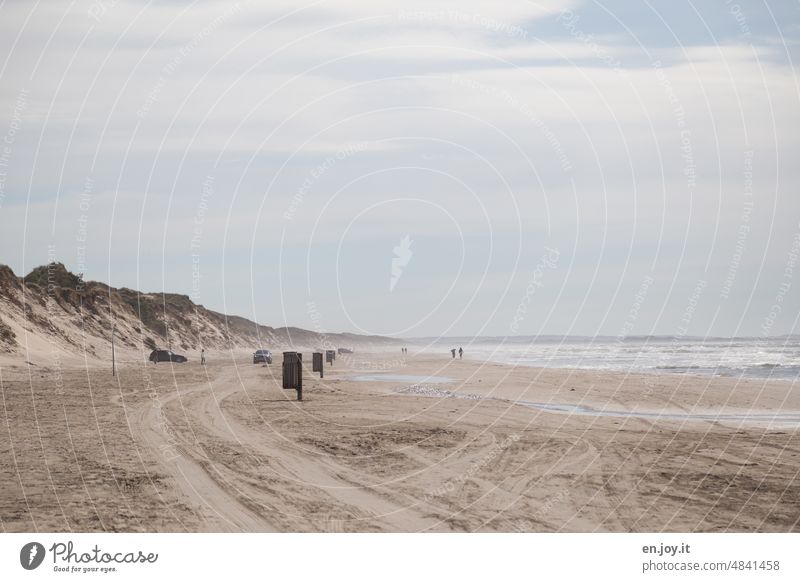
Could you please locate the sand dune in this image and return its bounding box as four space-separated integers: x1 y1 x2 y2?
0 262 396 369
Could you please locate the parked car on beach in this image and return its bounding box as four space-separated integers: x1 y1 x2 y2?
149 349 187 363
253 349 273 364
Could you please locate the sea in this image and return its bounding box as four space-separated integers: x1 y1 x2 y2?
423 336 800 382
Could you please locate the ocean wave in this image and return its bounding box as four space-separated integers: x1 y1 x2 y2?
465 337 800 381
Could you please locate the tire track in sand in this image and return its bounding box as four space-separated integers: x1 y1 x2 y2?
202 366 446 531
131 371 276 532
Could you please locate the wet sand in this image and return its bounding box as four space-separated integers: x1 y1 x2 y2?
1 352 799 532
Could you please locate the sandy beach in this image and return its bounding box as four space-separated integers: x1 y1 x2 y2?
1 351 798 532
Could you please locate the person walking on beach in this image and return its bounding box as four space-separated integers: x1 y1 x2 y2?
451 348 456 359
458 347 463 359
201 348 206 365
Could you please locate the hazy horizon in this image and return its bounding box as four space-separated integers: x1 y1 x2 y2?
5 258 800 341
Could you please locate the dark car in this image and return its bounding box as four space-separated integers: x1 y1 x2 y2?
253 349 272 364
149 349 188 363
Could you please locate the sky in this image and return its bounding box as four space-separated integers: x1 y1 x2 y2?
0 0 799 339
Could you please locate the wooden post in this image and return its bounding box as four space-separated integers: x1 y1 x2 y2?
313 352 323 378
296 352 303 401
282 352 303 401
111 318 116 377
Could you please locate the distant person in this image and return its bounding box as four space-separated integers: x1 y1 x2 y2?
201 349 206 365
458 347 463 359
451 348 456 359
